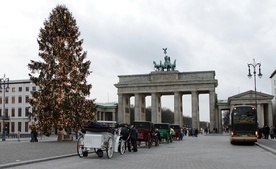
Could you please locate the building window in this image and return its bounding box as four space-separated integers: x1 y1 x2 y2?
25 96 29 103
11 122 15 133
0 109 2 117
25 122 29 132
0 97 2 104
18 96 22 103
26 87 29 92
19 87 22 92
5 97 8 104
12 108 15 117
18 108 22 117
12 87 16 92
5 109 8 117
12 96 15 104
18 122 22 132
25 107 29 117
32 86 36 91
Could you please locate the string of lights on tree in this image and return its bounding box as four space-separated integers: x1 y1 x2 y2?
28 5 96 136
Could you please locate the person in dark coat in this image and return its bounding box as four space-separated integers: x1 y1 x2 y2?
263 125 270 139
127 125 138 152
119 124 129 150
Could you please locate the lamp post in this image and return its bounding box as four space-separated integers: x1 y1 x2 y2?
0 74 9 141
247 59 262 115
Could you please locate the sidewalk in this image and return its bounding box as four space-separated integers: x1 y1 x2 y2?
211 132 276 155
0 136 77 168
255 138 276 155
0 135 59 142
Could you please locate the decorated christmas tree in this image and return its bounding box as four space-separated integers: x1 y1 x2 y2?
28 5 96 136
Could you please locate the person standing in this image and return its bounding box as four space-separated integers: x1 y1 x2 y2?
127 125 138 152
269 126 275 139
75 126 79 140
263 125 270 139
17 131 21 142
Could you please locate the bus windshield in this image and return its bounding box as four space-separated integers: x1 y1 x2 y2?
232 107 256 124
232 106 257 131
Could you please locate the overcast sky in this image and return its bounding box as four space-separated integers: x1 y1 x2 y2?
1 0 275 122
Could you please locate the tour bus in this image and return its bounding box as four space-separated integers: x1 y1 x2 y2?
230 105 258 144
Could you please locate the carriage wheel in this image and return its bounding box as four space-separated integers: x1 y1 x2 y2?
147 133 152 148
118 139 126 155
77 135 86 158
106 137 114 159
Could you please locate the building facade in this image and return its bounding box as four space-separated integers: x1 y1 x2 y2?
0 79 36 136
0 79 119 137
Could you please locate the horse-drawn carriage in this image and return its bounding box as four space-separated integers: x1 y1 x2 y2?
154 123 172 143
77 121 126 159
133 121 159 148
170 124 183 140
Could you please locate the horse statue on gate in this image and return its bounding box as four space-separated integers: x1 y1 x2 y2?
153 48 177 71
153 61 161 71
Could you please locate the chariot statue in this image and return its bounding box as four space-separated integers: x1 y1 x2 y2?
153 48 176 71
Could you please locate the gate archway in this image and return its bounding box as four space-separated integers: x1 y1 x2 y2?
114 70 218 129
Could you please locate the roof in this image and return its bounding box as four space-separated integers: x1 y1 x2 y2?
228 90 274 100
95 102 117 107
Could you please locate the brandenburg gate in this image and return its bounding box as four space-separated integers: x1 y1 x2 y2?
114 49 218 129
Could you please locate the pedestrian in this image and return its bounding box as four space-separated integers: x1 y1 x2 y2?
17 131 21 142
155 128 161 141
120 124 129 150
127 125 138 152
263 125 270 139
269 126 275 139
195 128 199 137
75 126 79 140
204 127 208 135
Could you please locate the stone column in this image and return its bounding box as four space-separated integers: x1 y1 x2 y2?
218 109 222 133
268 103 273 126
103 112 106 120
134 93 141 121
112 111 116 121
174 92 183 126
151 93 161 123
157 94 162 123
151 93 157 123
141 94 146 121
209 90 216 131
118 94 131 124
117 94 124 124
124 95 131 125
257 104 263 127
191 91 199 129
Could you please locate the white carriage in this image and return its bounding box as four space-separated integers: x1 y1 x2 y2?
77 121 126 159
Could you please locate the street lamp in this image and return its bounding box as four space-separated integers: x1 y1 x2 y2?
247 59 262 116
0 74 9 141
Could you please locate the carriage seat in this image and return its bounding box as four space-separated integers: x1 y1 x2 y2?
82 122 113 133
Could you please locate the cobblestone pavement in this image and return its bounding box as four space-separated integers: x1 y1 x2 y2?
0 136 77 166
0 134 276 169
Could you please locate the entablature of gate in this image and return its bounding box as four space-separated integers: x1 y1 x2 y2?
115 70 217 86
115 71 218 95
